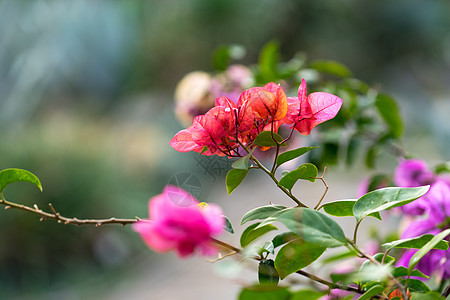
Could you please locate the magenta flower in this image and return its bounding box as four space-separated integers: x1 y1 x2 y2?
393 159 436 215
396 181 450 278
394 159 435 188
133 185 224 258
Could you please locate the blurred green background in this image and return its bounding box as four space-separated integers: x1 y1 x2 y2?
0 0 449 298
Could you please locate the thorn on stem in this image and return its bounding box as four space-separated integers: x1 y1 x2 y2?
4 206 10 210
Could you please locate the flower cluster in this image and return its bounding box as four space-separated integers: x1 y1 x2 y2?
170 80 343 157
394 159 450 279
133 185 224 258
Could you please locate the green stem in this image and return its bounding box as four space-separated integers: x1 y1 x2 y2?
295 270 388 299
237 140 306 207
251 156 306 207
353 220 362 243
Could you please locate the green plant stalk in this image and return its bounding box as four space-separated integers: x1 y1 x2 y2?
237 140 306 207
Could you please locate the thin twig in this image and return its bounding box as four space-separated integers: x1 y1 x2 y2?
0 198 139 226
313 167 329 210
295 270 388 299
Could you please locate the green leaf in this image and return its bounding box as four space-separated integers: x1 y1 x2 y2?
258 259 279 285
212 45 231 71
382 234 449 251
357 284 385 300
258 40 280 83
434 161 450 174
258 241 275 256
353 186 430 221
290 290 325 300
309 60 352 78
212 44 245 71
0 168 43 194
322 250 358 264
391 266 428 278
402 279 431 293
268 207 347 248
223 216 234 234
232 149 255 170
226 169 249 194
375 93 403 138
239 285 291 300
240 223 278 248
275 147 318 168
408 228 450 274
232 156 250 170
275 238 326 279
241 205 287 225
365 146 377 169
278 163 318 191
253 131 286 147
272 232 298 248
410 292 444 300
346 137 360 167
322 200 381 220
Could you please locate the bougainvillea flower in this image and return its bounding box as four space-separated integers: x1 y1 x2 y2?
133 185 224 257
169 124 222 156
394 159 435 188
171 80 341 157
389 288 411 299
393 159 441 216
397 247 448 279
284 79 343 135
396 181 450 279
240 82 288 121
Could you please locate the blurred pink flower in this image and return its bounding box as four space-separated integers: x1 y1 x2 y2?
210 64 254 103
133 185 224 258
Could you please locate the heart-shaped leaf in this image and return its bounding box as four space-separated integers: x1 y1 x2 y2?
241 205 287 225
226 169 249 194
240 222 278 248
322 200 381 220
268 207 347 248
275 238 326 279
232 148 255 170
279 163 318 191
353 186 430 221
